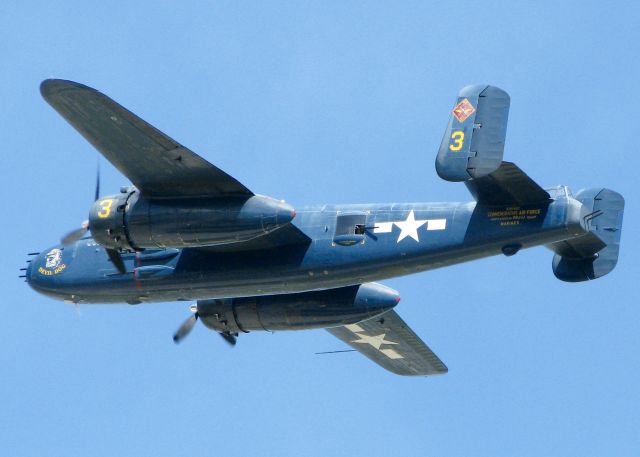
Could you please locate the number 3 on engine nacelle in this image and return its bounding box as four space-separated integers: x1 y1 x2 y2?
97 199 114 219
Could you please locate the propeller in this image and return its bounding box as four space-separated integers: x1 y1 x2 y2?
173 305 199 343
219 331 237 346
105 248 126 274
60 161 101 245
94 160 100 201
61 220 89 245
172 304 238 346
59 162 127 274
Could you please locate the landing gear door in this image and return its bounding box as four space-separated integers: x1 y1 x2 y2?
333 212 368 246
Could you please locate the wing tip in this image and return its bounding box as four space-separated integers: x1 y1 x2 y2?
384 361 449 377
390 368 449 377
40 79 96 101
435 365 449 375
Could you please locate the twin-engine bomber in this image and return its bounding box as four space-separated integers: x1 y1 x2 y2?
24 80 625 376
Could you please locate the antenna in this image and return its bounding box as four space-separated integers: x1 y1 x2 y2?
314 349 356 355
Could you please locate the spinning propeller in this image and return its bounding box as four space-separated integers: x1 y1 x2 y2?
60 163 127 274
173 305 199 343
173 304 237 346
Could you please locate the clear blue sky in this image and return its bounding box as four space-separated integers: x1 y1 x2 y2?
2 1 639 456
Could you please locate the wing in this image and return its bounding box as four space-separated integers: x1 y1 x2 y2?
40 79 252 199
327 310 448 376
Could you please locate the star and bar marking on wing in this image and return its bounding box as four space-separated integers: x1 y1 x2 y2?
352 332 397 350
345 324 404 359
452 98 475 123
372 210 447 243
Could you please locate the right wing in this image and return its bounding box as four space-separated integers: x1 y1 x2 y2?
41 79 252 199
327 310 448 376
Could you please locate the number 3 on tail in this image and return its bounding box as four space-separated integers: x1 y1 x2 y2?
449 131 464 151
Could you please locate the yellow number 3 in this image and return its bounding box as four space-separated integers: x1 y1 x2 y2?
449 131 465 151
97 199 114 219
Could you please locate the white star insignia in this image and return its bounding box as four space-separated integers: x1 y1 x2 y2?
394 210 427 243
351 332 398 350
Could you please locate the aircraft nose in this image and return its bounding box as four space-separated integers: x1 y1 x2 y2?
23 252 43 292
20 252 37 284
23 246 71 297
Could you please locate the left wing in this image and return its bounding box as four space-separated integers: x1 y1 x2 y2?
327 310 448 376
41 79 253 199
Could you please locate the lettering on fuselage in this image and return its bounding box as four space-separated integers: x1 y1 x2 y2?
38 264 67 276
487 207 542 226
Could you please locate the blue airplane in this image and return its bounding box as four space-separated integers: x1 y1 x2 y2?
23 80 625 376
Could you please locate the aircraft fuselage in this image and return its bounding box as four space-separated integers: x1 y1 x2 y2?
27 191 586 304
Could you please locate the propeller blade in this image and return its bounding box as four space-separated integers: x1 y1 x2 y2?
219 332 237 346
106 248 126 274
61 220 89 245
61 163 99 246
173 313 199 343
94 161 101 201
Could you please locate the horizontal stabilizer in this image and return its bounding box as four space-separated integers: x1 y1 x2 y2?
327 310 447 376
437 85 510 182
548 188 624 282
466 162 551 206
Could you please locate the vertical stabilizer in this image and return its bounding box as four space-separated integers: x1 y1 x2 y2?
436 85 510 181
549 188 624 282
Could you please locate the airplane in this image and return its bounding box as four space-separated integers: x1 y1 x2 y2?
23 80 625 376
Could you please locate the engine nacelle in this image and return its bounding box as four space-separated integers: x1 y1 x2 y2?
89 189 296 250
196 283 400 333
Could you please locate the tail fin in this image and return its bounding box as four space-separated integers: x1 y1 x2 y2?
549 188 625 282
436 85 510 181
437 85 551 206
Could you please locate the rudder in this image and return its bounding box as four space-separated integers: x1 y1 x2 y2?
549 188 624 282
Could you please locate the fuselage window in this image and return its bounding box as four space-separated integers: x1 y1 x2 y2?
334 213 367 246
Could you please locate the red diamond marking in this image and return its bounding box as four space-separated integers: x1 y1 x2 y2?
452 98 475 123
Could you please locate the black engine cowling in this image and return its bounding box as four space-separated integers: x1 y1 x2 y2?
88 189 296 250
196 283 400 333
